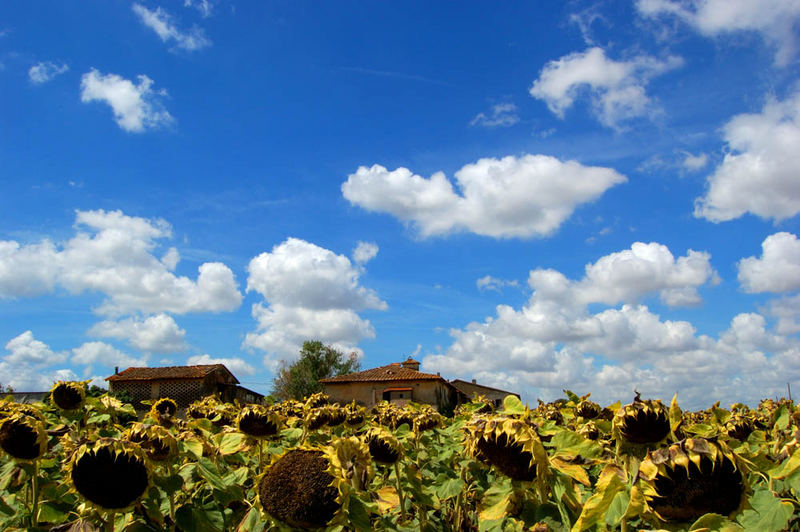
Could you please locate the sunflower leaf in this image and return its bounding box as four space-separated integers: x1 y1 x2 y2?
689 513 744 531
736 486 794 532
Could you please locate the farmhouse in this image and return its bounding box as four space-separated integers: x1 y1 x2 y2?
320 357 459 411
450 379 520 408
320 357 519 412
106 364 262 409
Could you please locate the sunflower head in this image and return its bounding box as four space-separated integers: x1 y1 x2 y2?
304 407 332 431
414 410 443 433
639 438 745 523
392 408 416 430
535 401 564 424
364 426 403 465
258 448 343 529
50 381 86 411
464 415 549 483
613 393 670 445
325 405 348 427
124 423 178 462
578 420 600 441
725 413 755 441
0 412 47 461
344 402 365 427
304 392 329 409
149 397 178 423
576 399 602 420
68 438 151 512
237 405 284 439
324 436 374 491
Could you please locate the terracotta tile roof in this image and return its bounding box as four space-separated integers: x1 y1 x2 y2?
106 364 238 383
319 363 444 384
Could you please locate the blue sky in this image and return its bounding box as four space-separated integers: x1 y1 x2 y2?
2 1 800 408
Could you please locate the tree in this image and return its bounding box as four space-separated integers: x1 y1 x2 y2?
272 341 360 401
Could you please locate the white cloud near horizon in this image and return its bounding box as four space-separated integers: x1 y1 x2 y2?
80 69 174 132
132 4 211 51
187 354 256 376
636 0 800 65
244 238 386 368
694 90 800 223
342 155 626 239
1 331 77 391
417 241 788 409
28 61 68 84
529 47 682 128
0 209 243 317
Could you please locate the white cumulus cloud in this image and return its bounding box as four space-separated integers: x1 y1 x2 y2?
132 4 211 51
738 232 800 293
529 47 682 128
0 209 243 317
694 90 800 222
244 238 386 367
342 155 626 239
637 0 800 65
28 61 69 84
353 241 379 265
80 69 174 132
72 341 147 368
470 103 520 128
88 314 187 353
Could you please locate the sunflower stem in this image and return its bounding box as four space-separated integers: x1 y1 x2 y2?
167 462 176 531
30 460 39 528
393 461 407 522
105 510 115 532
620 517 629 532
258 439 264 470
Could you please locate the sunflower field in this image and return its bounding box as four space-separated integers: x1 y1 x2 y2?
1 383 799 532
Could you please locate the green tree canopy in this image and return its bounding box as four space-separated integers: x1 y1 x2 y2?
271 340 361 401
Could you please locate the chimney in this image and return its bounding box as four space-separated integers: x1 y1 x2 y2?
400 357 420 371
471 378 476 384
115 366 119 375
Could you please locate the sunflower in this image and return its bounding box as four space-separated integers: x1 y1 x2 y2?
324 436 373 491
613 393 670 445
68 438 151 511
124 423 178 462
258 448 342 529
364 426 402 465
535 401 564 424
50 381 86 411
639 438 745 523
237 405 284 439
325 405 347 427
344 402 365 427
148 397 178 424
304 407 332 431
0 413 47 461
464 415 549 483
725 413 755 441
576 399 602 420
304 392 329 409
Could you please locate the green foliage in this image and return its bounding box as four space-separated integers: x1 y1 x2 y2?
271 340 361 401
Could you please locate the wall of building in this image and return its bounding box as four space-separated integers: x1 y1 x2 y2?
323 380 456 412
